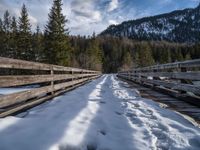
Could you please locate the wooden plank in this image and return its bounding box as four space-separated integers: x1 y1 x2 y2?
0 74 97 87
123 76 200 95
134 59 200 72
0 77 98 118
0 77 95 108
0 57 51 71
132 72 200 81
0 57 99 73
0 57 100 115
140 78 200 95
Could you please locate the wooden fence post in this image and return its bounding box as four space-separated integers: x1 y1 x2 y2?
71 69 74 87
51 66 54 95
128 71 131 80
134 70 138 82
82 70 84 79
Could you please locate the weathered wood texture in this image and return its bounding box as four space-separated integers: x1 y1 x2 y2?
132 72 200 81
118 59 200 100
0 77 97 108
0 77 97 118
129 59 200 72
0 57 101 116
0 74 97 87
0 57 98 73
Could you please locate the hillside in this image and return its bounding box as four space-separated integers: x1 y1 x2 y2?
101 4 200 43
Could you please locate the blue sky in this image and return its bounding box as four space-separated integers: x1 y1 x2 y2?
0 0 199 35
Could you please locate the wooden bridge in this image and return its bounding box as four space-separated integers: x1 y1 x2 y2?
0 57 100 117
0 57 200 122
118 59 200 122
0 57 200 149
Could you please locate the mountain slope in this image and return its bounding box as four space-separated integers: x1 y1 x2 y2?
101 4 200 43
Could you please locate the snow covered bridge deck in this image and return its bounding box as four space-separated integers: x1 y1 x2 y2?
0 57 200 150
0 75 200 150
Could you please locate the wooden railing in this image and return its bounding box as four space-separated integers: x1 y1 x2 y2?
118 59 200 105
0 57 101 117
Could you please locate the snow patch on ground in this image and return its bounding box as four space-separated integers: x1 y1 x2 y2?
0 87 33 95
0 116 21 131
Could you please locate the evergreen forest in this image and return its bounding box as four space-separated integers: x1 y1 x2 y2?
0 0 200 73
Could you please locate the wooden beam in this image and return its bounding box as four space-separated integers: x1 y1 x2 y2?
132 72 200 81
0 74 97 87
133 77 200 95
0 76 98 118
134 59 200 72
0 57 99 73
0 77 97 108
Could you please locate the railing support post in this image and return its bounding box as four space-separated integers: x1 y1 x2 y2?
71 69 74 87
51 66 54 95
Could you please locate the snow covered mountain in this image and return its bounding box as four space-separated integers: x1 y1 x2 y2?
101 4 200 43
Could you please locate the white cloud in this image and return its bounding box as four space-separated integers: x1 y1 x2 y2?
108 19 118 25
0 0 199 35
108 0 119 12
29 15 38 27
71 0 102 22
69 0 103 35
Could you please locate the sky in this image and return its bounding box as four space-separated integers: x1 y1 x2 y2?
0 0 199 35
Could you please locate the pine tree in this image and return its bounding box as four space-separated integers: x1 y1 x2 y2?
176 48 184 61
2 10 11 57
138 43 155 67
86 36 102 70
18 4 33 60
133 51 139 68
3 10 11 33
160 48 171 64
10 16 18 58
11 16 17 34
185 53 191 60
33 25 44 61
0 18 5 57
0 19 3 32
44 0 71 65
121 51 133 70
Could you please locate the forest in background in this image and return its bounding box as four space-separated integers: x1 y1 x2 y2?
0 0 200 73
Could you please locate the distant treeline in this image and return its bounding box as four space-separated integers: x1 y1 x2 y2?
0 0 199 73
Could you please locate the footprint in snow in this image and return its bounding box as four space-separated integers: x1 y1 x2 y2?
99 101 106 104
115 111 123 116
59 145 81 150
99 129 107 136
87 143 97 150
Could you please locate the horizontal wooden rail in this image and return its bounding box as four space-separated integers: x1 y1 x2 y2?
0 74 97 88
118 59 200 105
0 78 97 118
119 59 200 73
131 72 200 81
0 57 98 73
0 77 96 108
0 57 101 117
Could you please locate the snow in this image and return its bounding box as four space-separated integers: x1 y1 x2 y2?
0 87 33 95
130 20 175 38
0 75 200 150
0 85 39 95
